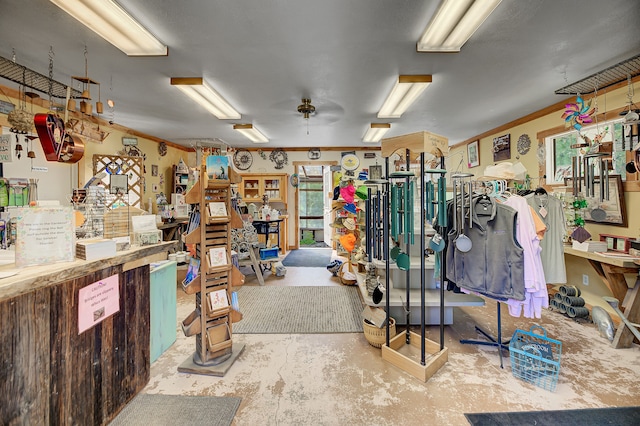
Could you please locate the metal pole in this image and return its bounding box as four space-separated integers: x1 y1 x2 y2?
383 183 391 347
420 152 426 365
439 156 446 350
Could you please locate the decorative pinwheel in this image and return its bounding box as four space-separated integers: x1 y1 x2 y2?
561 96 595 130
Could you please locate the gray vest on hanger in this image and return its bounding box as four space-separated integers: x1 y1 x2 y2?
446 197 525 301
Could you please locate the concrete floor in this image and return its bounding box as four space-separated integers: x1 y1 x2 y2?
144 262 640 425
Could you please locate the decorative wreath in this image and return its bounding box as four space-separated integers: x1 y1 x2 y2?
517 134 531 155
269 148 288 169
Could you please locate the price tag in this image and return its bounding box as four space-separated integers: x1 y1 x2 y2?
538 206 548 218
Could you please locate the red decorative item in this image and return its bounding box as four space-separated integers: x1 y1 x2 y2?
34 113 84 163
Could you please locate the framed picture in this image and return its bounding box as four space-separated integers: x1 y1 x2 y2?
564 174 627 227
151 164 158 177
493 134 511 162
467 140 480 168
109 174 128 195
369 164 383 180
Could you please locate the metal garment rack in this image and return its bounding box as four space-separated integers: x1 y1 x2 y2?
460 300 510 368
455 181 512 368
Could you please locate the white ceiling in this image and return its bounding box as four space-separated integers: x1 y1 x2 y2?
1 1 639 149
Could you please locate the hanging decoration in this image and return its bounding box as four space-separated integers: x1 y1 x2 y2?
7 52 33 134
68 46 102 116
620 74 639 151
26 135 37 159
516 134 531 155
14 135 23 159
269 148 287 169
571 198 588 228
578 126 609 154
561 96 595 131
33 47 85 164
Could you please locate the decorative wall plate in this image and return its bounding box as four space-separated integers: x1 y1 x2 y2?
269 149 288 169
517 134 532 155
308 148 321 159
341 153 360 171
233 148 253 170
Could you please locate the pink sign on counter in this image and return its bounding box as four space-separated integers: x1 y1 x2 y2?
78 274 120 334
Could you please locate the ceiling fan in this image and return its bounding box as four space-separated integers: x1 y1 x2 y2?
297 98 316 119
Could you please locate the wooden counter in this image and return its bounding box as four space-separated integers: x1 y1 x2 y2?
0 241 176 425
564 246 640 349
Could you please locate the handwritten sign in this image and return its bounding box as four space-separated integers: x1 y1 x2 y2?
15 207 75 267
0 134 12 163
78 274 120 334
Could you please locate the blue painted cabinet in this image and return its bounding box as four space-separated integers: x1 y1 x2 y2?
150 260 177 363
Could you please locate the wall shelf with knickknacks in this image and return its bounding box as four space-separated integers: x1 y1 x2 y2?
237 173 288 204
173 158 190 195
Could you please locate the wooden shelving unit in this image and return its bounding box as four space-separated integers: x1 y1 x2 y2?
173 160 190 195
237 173 288 203
178 162 245 375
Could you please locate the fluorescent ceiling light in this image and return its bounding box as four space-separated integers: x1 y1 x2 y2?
377 75 432 119
233 124 269 143
363 123 391 143
49 0 167 56
417 0 502 52
171 78 241 120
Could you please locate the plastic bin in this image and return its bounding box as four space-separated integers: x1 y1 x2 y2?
259 247 279 260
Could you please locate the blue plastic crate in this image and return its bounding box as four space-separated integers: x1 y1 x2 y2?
509 325 562 392
259 247 279 260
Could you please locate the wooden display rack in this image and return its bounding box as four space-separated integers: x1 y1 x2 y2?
382 332 448 382
178 160 246 376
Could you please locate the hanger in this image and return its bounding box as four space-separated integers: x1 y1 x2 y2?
534 186 547 195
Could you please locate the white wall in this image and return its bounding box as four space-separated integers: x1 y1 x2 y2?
1 126 76 205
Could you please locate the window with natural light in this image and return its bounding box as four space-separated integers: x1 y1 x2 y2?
545 118 628 184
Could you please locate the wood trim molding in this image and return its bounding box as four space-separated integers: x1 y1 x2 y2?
450 74 640 151
290 161 338 251
0 83 191 152
292 160 339 166
248 147 380 152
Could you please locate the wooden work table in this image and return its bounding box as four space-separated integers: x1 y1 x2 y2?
0 241 176 425
157 219 188 242
564 246 640 349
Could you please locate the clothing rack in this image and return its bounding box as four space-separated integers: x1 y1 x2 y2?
460 300 510 368
452 179 518 369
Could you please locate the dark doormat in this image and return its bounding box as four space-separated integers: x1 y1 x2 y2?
282 248 332 267
465 406 640 426
110 393 241 426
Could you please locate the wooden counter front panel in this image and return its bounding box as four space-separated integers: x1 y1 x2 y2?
1 265 150 425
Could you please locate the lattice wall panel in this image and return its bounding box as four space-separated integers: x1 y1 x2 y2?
93 154 143 208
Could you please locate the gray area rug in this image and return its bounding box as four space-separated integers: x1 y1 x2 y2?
110 394 241 426
233 286 364 334
282 248 332 267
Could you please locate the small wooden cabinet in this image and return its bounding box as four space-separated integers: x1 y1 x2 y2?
238 173 288 204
